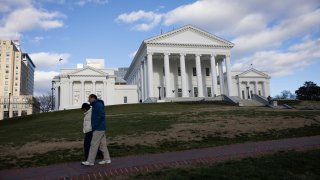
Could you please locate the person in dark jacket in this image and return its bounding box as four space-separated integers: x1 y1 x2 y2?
81 103 103 161
81 94 111 166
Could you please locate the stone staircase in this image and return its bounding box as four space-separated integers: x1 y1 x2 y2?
237 99 266 107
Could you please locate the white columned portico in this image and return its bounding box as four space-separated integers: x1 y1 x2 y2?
164 53 171 98
180 53 188 97
147 52 154 97
210 54 218 97
225 55 232 96
195 54 204 97
218 59 225 95
143 58 148 99
140 62 144 101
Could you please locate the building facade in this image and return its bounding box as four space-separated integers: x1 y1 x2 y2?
125 25 270 101
0 40 39 120
53 59 138 110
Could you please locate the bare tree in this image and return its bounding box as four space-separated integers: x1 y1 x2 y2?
35 92 54 113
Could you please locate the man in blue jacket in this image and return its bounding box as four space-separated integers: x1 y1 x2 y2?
82 94 111 166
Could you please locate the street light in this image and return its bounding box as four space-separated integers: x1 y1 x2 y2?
8 93 11 118
157 86 161 100
246 86 250 99
51 81 55 111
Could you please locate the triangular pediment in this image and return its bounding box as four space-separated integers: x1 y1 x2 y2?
69 66 107 76
145 25 234 47
237 68 270 78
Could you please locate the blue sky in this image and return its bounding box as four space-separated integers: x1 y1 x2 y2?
1 0 319 96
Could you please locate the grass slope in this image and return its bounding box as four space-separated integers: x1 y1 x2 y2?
0 102 319 170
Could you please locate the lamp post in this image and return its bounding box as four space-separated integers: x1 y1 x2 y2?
157 86 161 100
8 93 11 118
51 81 55 110
246 86 250 99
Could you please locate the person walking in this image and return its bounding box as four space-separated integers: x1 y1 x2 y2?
81 94 111 166
81 103 103 161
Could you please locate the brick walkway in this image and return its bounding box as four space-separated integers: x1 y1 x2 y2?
1 136 320 180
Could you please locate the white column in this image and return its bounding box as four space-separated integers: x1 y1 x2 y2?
262 81 266 97
54 83 59 110
92 81 96 95
164 53 171 98
101 80 107 104
225 55 232 96
218 59 225 95
238 81 242 99
180 53 188 97
140 63 144 101
210 54 218 97
195 54 204 97
69 81 72 107
147 52 154 97
82 81 85 102
143 58 148 99
254 81 258 95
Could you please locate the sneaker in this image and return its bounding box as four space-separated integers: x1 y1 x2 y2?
81 161 94 166
98 160 111 165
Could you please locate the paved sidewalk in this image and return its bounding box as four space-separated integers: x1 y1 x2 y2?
0 136 320 180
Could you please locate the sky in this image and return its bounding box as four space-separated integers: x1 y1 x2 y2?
0 0 319 97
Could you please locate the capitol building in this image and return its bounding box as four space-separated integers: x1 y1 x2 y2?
53 25 271 110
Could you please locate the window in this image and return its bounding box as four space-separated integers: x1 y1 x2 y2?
13 111 18 117
5 70 9 74
258 90 261 96
207 87 212 97
178 88 182 97
6 52 10 56
164 87 166 98
250 90 253 99
4 86 8 91
6 64 9 68
123 96 127 103
4 104 7 109
21 110 27 116
5 81 8 85
206 68 210 76
178 67 181 76
242 90 245 99
3 111 9 119
194 87 198 97
193 67 196 76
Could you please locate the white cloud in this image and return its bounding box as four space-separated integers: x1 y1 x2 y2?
29 52 70 71
116 10 163 31
128 50 137 59
75 0 108 6
34 71 59 96
117 0 320 78
232 38 320 77
30 36 44 43
0 1 65 39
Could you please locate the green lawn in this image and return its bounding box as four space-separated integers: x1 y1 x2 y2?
0 101 319 170
126 149 320 180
